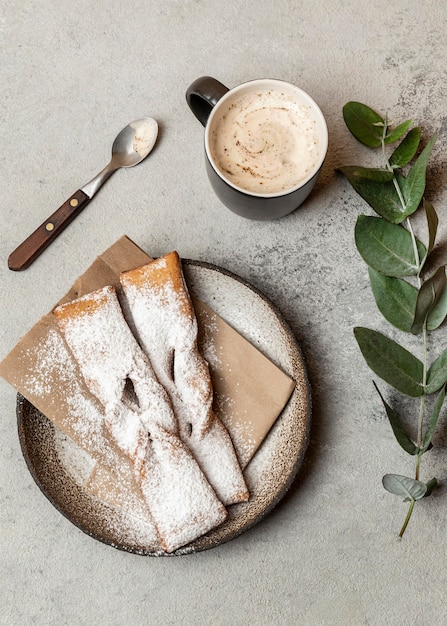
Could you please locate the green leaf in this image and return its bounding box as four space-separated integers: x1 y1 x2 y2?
343 101 384 148
368 268 417 332
420 386 446 452
373 382 418 454
411 266 447 335
340 167 404 222
424 478 438 497
427 285 447 330
354 327 424 397
341 136 436 223
384 119 414 146
399 136 437 216
382 474 427 501
412 266 447 334
422 205 447 330
426 349 447 394
337 166 394 182
424 199 439 257
389 127 421 167
355 215 426 277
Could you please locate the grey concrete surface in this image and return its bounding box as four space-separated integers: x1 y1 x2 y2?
1 1 447 624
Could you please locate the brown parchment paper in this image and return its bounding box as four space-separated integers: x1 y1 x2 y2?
0 235 295 516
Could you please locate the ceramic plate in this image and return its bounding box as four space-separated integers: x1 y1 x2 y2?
17 260 311 555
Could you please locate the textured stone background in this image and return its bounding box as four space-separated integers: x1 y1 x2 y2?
1 1 447 624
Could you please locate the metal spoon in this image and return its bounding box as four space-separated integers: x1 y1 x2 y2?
8 117 159 271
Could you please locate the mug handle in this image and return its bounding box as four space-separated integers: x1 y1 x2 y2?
186 76 229 126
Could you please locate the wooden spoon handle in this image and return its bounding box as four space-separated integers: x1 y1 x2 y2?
8 189 90 271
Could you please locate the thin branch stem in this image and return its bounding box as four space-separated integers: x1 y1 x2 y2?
415 454 422 482
406 218 423 276
418 324 428 454
399 498 415 538
381 132 428 537
382 121 408 212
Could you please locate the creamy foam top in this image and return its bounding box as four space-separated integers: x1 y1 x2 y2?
209 89 321 195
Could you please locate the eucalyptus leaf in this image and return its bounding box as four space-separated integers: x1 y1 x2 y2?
424 199 439 257
420 386 446 452
384 119 414 146
398 136 436 216
354 327 424 397
342 102 384 148
342 136 435 223
382 474 427 501
427 284 447 330
424 477 438 497
389 127 421 167
340 168 404 223
355 215 425 277
373 382 418 454
337 166 394 183
411 266 447 335
426 349 447 394
368 268 417 332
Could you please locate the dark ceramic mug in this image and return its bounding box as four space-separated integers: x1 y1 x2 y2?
186 76 328 220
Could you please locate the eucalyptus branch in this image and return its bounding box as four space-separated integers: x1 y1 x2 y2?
339 101 446 537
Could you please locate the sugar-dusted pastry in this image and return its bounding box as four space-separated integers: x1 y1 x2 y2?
54 285 227 553
120 252 249 505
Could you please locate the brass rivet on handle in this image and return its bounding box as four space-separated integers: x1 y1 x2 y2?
45 223 54 231
70 198 79 207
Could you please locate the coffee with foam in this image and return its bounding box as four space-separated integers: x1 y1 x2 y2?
208 88 321 196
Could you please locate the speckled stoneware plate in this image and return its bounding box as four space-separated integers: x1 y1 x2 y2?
17 260 311 556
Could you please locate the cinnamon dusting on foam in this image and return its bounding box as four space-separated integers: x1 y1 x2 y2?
210 89 320 194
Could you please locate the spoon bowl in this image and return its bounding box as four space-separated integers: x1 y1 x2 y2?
8 118 158 271
112 118 159 167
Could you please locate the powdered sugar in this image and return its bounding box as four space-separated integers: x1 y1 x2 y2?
22 327 105 450
53 428 96 487
23 328 78 397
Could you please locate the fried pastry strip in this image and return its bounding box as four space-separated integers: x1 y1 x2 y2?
120 252 249 505
54 285 227 553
